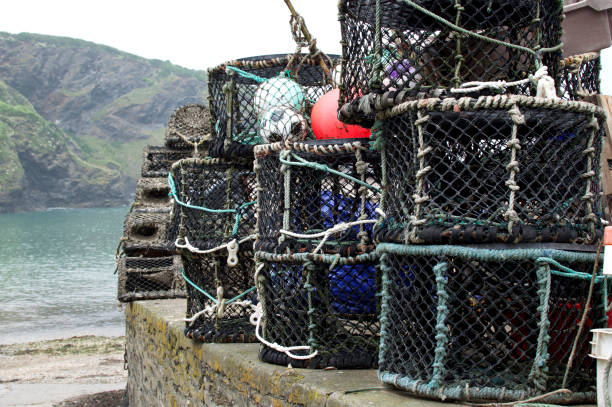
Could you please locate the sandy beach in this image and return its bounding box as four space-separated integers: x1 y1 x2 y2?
0 335 127 407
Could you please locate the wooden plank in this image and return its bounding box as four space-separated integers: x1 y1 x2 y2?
587 94 612 221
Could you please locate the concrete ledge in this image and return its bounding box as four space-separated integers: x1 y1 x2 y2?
125 299 595 407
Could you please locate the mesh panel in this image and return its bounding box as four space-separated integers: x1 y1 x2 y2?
165 104 211 151
117 255 185 302
559 54 601 101
338 0 563 125
377 97 605 245
123 207 173 252
256 252 379 369
183 252 257 343
378 244 605 403
254 140 381 255
168 158 257 251
207 54 338 158
141 145 193 178
134 177 172 207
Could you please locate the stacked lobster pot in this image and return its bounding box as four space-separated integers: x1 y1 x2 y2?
559 52 601 101
171 53 334 343
116 105 210 302
339 0 609 403
168 156 258 343
253 139 381 369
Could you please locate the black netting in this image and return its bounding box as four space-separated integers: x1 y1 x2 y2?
207 54 338 158
559 54 601 101
141 145 193 178
168 158 257 251
122 207 173 252
256 253 379 369
255 140 381 255
117 255 185 302
165 104 211 151
183 252 257 343
338 0 563 125
377 99 605 245
378 245 605 403
134 177 172 207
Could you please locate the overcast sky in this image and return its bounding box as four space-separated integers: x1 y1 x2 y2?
2 0 611 93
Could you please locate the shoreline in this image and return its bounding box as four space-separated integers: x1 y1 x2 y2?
0 335 125 357
1 335 127 407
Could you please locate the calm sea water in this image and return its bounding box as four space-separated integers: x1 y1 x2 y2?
0 207 129 344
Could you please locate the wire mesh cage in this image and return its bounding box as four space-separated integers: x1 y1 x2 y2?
183 252 258 343
122 207 173 252
117 255 185 302
254 140 381 256
377 243 606 403
375 96 606 245
207 54 338 158
165 104 212 152
255 251 379 369
167 157 257 253
141 145 193 178
134 177 172 207
559 52 601 101
337 0 564 125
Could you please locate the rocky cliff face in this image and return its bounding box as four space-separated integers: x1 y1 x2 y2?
0 32 207 212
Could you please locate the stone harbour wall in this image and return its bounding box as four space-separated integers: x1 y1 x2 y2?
124 299 466 407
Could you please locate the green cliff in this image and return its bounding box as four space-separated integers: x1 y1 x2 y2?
0 32 207 212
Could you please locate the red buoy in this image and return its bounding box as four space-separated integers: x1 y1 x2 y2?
311 89 370 140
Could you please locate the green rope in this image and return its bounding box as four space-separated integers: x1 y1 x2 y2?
168 172 234 213
429 261 449 389
181 267 257 305
397 0 563 66
182 267 217 302
231 201 257 236
279 152 381 193
225 66 267 83
536 256 608 283
168 172 256 229
529 259 551 392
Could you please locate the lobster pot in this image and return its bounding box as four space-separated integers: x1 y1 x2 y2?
376 96 605 245
559 53 601 101
141 145 192 178
134 178 171 207
255 251 379 369
183 252 257 343
377 243 607 403
117 255 184 302
168 158 257 252
122 207 172 253
337 0 563 125
254 140 381 255
165 104 211 151
207 54 336 158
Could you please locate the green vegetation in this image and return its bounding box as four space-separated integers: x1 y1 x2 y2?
0 31 208 211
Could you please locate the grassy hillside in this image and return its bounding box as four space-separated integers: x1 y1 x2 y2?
0 32 208 211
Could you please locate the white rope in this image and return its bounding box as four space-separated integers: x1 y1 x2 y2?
175 235 255 255
184 300 257 327
450 65 558 99
249 302 318 361
279 219 377 254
